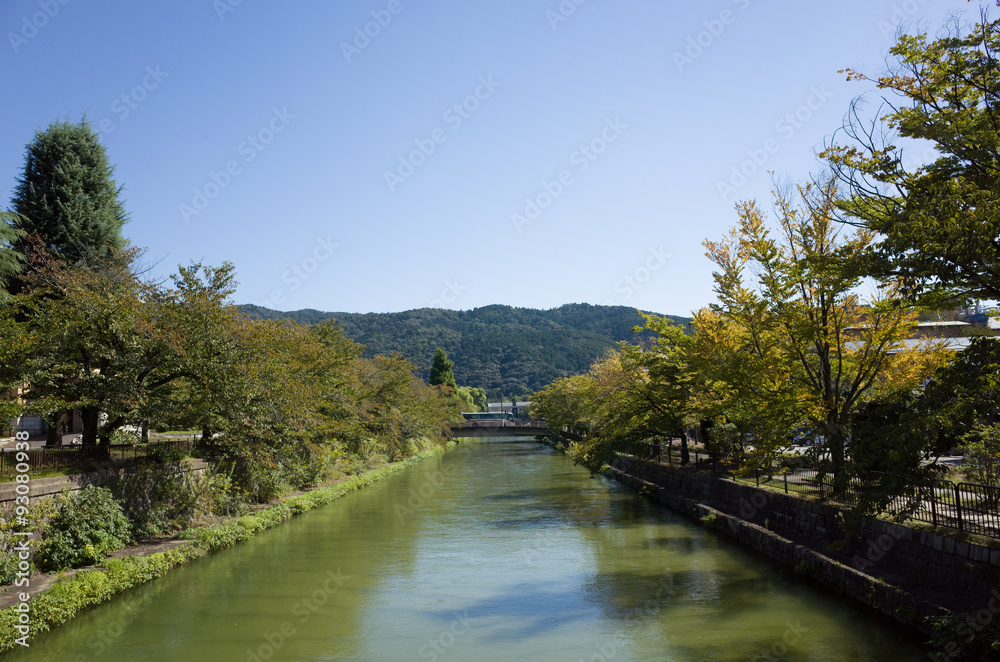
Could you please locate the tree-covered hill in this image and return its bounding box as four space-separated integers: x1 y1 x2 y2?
238 303 691 398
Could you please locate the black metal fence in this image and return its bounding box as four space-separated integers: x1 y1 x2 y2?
0 438 201 478
634 441 1000 539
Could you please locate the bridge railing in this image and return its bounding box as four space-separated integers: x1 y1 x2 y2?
452 419 548 430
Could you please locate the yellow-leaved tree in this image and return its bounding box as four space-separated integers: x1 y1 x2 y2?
699 177 942 490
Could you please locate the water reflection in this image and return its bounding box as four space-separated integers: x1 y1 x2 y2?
12 442 925 661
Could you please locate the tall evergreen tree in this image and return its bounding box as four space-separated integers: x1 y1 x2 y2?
0 212 25 300
428 348 457 390
11 117 128 265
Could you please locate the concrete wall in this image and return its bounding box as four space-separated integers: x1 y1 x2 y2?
610 456 1000 635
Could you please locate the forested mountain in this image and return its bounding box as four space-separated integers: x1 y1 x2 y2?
239 303 691 398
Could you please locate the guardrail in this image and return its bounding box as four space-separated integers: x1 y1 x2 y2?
0 438 202 478
634 440 1000 540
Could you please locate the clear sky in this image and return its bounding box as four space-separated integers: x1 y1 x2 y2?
1 0 965 316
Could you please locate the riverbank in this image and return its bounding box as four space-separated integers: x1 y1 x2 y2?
601 452 1000 658
0 444 451 653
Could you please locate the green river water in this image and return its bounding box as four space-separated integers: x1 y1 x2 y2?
12 441 925 661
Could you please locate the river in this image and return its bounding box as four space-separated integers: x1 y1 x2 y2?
11 441 925 661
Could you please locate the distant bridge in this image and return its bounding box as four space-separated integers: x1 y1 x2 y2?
449 419 549 439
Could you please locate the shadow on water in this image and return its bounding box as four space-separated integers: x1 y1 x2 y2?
426 580 593 642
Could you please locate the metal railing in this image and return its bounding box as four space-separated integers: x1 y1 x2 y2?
0 438 202 478
632 441 1000 539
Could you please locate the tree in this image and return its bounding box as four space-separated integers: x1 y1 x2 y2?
10 117 128 267
0 213 25 300
531 373 596 440
824 9 1000 304
456 385 487 412
702 179 934 487
428 348 457 390
14 249 189 446
550 314 691 472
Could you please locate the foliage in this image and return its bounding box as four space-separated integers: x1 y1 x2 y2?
0 212 25 301
531 373 596 438
36 486 131 571
824 11 1000 305
105 461 209 539
958 423 1000 486
241 303 691 398
847 392 944 521
455 385 487 412
706 422 741 456
10 248 193 446
10 117 128 266
925 612 1000 662
0 245 457 483
919 336 1000 447
537 313 692 473
699 178 933 485
429 347 457 390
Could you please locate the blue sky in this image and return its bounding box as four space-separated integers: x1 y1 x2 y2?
1 0 963 316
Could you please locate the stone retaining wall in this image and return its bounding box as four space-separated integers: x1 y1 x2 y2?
610 456 1000 635
0 459 212 507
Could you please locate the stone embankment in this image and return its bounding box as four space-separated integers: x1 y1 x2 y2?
609 455 1000 637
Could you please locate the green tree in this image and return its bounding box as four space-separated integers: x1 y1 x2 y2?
11 117 128 266
428 347 457 390
531 373 596 439
702 179 931 487
14 249 189 446
824 11 1000 303
456 385 487 412
0 213 25 300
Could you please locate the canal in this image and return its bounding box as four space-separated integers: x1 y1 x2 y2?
13 441 924 661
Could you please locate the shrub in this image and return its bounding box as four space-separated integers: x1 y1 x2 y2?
959 424 1000 487
203 470 248 517
219 438 286 503
104 461 209 539
36 486 131 571
284 442 343 490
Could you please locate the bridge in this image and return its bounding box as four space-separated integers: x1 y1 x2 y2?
449 419 549 439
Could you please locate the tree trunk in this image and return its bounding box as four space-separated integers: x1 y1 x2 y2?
45 412 62 447
141 420 149 444
680 434 690 465
82 406 99 447
827 415 847 495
